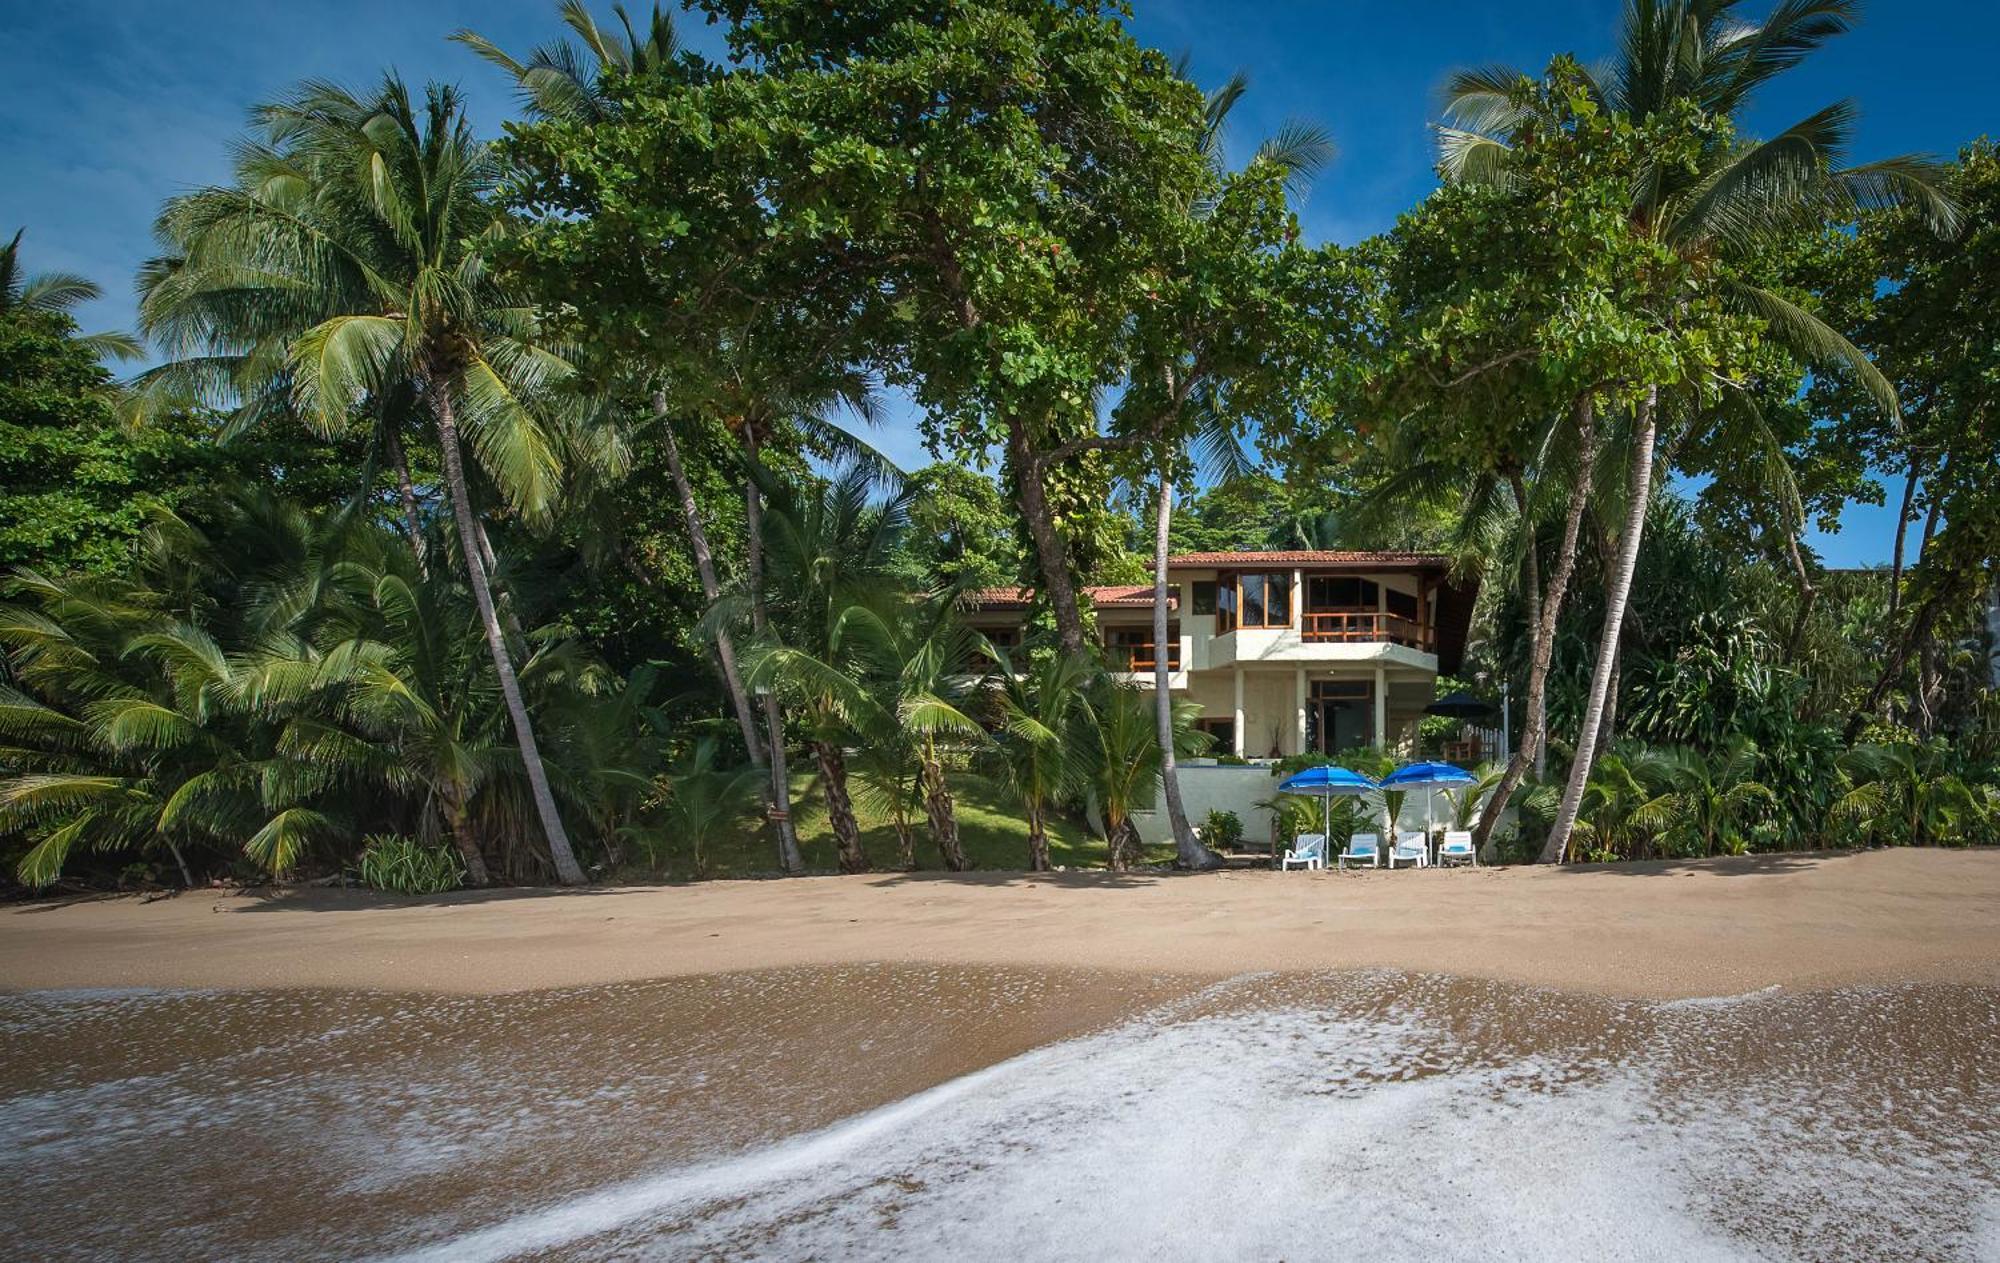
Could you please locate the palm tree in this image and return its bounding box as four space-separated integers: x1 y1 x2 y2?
645 737 762 877
1438 0 1957 863
876 600 990 872
134 77 589 884
1 228 143 361
1830 739 1984 849
1084 678 1206 871
453 2 678 125
1646 740 1778 857
290 549 516 885
983 649 1094 871
1143 69 1332 870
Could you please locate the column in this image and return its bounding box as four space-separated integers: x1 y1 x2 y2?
1294 667 1308 756
1232 666 1246 757
1373 664 1387 750
1291 567 1303 631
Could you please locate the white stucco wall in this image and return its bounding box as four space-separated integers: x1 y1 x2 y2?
1130 763 1471 849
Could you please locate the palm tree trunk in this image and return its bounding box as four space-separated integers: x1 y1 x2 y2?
474 519 529 656
1473 395 1600 853
920 744 968 871
813 740 869 874
165 839 195 889
1153 473 1219 870
429 377 585 886
442 785 491 887
1026 800 1051 872
653 394 799 873
891 804 916 870
1542 387 1658 865
384 424 427 571
1507 472 1547 778
739 421 804 874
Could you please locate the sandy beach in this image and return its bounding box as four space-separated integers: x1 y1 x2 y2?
5 846 1997 999
7 849 1999 1261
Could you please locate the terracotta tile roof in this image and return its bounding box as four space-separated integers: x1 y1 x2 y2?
963 584 1175 611
1166 550 1450 568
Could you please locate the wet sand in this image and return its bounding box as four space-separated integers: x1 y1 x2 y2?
4 847 1997 999
4 968 1995 1260
6 850 1998 1260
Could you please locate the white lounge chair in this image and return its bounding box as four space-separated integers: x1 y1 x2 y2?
1338 833 1379 869
1389 830 1429 868
1438 830 1476 866
1281 833 1326 871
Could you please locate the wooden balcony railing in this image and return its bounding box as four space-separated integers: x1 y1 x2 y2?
1107 644 1183 673
1300 611 1433 650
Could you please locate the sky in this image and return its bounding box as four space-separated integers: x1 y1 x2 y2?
3 1 1993 566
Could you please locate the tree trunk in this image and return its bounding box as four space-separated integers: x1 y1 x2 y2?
891 806 916 871
1026 800 1051 872
442 786 491 887
740 420 805 874
429 377 586 885
654 394 799 873
1888 459 1920 617
1507 472 1548 778
1153 473 1220 870
384 424 427 571
813 740 869 874
165 839 194 889
474 519 530 657
1542 388 1658 865
920 746 968 871
1473 395 1600 853
1006 420 1090 657
1781 527 1818 663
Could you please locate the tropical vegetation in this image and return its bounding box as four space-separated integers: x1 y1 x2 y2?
2 0 1993 892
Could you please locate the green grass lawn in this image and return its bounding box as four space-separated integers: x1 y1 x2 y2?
644 770 1177 879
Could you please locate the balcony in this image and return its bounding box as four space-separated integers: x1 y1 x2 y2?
1301 611 1433 651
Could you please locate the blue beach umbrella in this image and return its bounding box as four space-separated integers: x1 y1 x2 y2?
1276 766 1381 858
1382 761 1476 849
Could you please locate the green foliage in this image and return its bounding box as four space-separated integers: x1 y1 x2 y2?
355 834 464 895
1199 809 1244 851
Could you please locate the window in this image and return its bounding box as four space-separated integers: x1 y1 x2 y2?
1194 716 1236 751
1216 572 1238 632
1311 680 1371 701
1235 572 1291 629
1386 588 1418 620
1106 626 1181 671
1192 580 1217 616
1306 576 1379 610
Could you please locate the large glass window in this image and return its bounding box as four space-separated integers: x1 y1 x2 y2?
1192 581 1217 616
1237 573 1291 629
1306 576 1380 610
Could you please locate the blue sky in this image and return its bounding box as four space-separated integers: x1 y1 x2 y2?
3 1 1992 565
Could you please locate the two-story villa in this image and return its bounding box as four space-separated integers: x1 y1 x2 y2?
968 550 1476 759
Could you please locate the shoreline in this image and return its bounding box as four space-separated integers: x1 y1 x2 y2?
4 847 1997 1000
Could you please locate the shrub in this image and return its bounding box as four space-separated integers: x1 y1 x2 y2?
1200 809 1244 851
355 834 463 895
1215 753 1250 766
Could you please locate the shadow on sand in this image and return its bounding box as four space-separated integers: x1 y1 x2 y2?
1548 848 1866 879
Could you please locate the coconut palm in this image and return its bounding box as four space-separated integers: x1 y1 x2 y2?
1143 69 1332 870
1829 739 1985 849
1 228 143 361
983 649 1094 871
1083 678 1207 871
453 2 679 125
644 737 762 877
134 77 588 884
1437 0 1957 863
